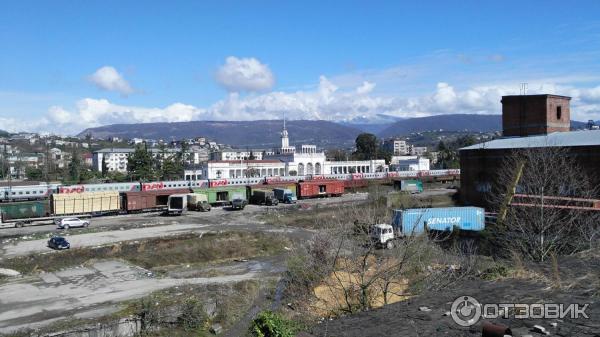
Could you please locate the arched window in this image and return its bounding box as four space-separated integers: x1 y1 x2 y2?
298 163 305 176
307 163 314 175
315 163 321 174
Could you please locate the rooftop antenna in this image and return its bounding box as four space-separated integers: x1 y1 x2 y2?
520 83 528 95
283 111 286 130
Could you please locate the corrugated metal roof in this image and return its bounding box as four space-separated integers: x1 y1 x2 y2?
460 130 600 151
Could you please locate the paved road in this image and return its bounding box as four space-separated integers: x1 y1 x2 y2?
0 223 207 258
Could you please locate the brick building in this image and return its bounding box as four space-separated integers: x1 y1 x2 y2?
502 94 571 137
460 94 600 207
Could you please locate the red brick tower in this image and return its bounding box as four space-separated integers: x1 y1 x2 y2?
501 94 571 137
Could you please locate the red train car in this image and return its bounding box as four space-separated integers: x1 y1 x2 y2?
343 179 369 189
297 180 344 199
122 188 191 212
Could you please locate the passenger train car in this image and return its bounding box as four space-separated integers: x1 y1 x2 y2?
0 169 460 202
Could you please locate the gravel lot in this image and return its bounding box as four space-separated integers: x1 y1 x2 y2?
0 260 263 334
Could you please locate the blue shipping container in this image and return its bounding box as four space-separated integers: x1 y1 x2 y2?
392 207 485 234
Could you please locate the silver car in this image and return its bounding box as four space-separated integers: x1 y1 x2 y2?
56 217 90 229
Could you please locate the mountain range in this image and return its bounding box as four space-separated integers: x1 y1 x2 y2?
78 114 595 149
79 120 363 148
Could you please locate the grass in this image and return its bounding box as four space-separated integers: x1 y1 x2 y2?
260 204 360 229
2 231 290 274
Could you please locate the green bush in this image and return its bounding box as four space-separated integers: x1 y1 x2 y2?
250 311 296 337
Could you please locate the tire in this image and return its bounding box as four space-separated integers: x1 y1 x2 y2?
386 241 394 249
83 222 89 228
64 224 69 229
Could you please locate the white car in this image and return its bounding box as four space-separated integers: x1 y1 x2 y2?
56 217 90 229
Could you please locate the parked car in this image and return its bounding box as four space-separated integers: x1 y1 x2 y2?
231 198 247 210
48 236 70 250
56 217 90 229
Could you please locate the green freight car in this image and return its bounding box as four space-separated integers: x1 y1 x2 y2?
192 186 248 205
0 200 50 222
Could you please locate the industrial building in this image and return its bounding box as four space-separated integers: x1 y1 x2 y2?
460 94 600 207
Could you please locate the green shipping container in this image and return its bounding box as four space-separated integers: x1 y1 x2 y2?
192 186 248 204
0 201 50 221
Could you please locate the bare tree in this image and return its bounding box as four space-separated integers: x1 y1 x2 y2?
488 146 599 262
286 199 477 317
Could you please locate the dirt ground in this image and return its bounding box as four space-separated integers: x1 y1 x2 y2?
0 192 371 335
0 260 268 334
307 250 600 337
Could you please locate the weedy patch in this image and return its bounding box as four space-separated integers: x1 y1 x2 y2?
2 231 290 274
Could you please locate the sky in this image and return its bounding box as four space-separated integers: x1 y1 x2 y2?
1 1 600 135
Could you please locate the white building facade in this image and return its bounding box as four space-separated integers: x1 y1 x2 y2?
391 156 430 171
186 160 287 180
324 160 387 174
185 122 389 180
92 148 135 172
210 149 274 161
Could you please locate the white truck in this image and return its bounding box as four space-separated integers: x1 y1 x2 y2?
371 224 397 249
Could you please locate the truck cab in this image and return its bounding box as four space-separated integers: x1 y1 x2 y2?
188 194 211 212
371 223 396 249
274 188 297 204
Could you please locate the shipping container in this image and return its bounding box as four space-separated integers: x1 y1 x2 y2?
393 179 423 193
391 207 485 235
192 186 248 205
297 180 344 199
123 188 190 212
0 200 50 221
51 192 121 215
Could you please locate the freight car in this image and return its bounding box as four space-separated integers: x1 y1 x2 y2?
51 191 121 216
296 180 345 199
0 200 52 227
122 188 191 213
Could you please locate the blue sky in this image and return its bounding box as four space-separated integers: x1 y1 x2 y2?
1 1 600 134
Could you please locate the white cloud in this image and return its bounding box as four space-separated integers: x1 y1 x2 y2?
88 66 134 95
5 74 600 135
216 56 275 92
356 81 376 95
